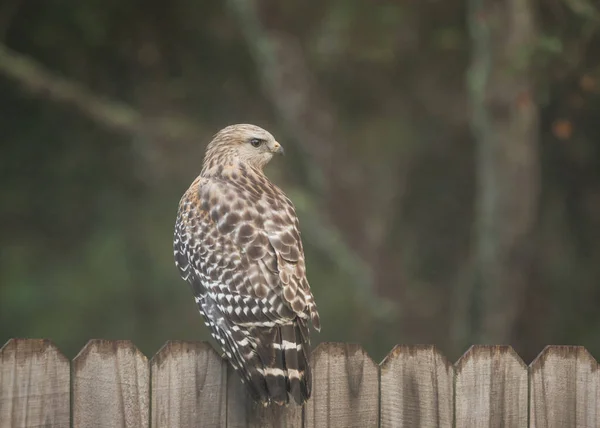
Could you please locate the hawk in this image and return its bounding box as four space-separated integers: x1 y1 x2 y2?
173 124 320 405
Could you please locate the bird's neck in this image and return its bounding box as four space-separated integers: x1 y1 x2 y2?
201 159 264 180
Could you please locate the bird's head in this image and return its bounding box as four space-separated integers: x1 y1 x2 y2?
203 124 284 172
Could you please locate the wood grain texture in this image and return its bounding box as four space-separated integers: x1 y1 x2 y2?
304 343 379 428
530 346 599 428
151 341 226 428
0 339 70 428
380 345 453 428
455 345 527 427
73 339 149 428
226 364 302 428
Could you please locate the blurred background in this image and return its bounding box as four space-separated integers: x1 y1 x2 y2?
1 0 600 365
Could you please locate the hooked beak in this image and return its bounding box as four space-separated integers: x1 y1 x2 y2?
272 141 285 156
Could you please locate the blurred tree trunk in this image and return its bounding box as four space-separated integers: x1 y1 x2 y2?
465 0 540 346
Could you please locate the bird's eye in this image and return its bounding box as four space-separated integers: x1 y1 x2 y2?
249 138 263 148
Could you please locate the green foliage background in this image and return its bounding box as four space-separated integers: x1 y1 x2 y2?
1 0 600 364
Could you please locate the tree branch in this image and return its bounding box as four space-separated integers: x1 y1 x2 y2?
0 44 198 140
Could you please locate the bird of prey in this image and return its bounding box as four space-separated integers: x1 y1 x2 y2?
173 124 320 405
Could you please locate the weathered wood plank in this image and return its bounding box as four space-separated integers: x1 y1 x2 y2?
380 345 453 428
151 341 226 428
226 364 302 428
73 339 149 428
455 345 527 427
0 339 70 428
530 346 599 428
304 343 379 428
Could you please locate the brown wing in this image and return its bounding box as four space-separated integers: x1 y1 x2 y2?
176 174 318 404
177 174 321 324
204 176 316 322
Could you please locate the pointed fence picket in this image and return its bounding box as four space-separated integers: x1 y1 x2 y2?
1 339 599 427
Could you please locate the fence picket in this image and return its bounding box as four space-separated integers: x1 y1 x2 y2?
151 341 226 428
304 343 379 428
530 346 599 428
380 345 453 428
455 345 527 427
0 339 70 428
73 339 149 428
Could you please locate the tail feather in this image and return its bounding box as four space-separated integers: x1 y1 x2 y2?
281 324 303 403
278 320 312 405
217 322 270 403
294 320 312 400
254 326 288 404
213 316 313 405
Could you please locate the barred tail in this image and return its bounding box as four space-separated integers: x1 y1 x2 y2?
207 316 271 403
213 317 312 405
280 321 311 404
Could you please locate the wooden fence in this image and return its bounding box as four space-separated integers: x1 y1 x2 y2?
0 339 598 427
